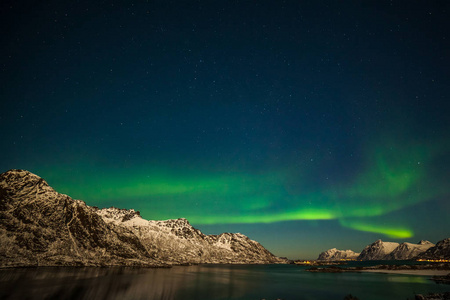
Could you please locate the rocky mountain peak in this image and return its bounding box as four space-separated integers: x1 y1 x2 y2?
0 169 54 195
0 169 286 267
168 218 191 226
97 207 142 223
417 238 450 260
387 241 435 260
357 240 400 260
318 248 360 261
419 240 432 245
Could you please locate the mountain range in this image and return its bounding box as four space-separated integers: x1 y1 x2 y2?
0 169 285 267
1 169 448 267
317 248 360 260
318 239 450 261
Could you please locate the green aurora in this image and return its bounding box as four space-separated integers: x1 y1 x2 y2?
41 139 444 240
2 1 450 261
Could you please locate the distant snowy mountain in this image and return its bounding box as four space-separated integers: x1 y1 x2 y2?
354 239 440 261
387 240 435 260
320 239 448 261
0 169 285 267
317 248 360 261
357 240 400 260
416 238 450 260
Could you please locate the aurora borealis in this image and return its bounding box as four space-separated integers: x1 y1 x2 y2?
1 1 449 259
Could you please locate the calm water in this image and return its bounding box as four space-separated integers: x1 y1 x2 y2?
0 264 448 300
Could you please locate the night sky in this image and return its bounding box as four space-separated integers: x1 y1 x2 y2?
1 1 449 259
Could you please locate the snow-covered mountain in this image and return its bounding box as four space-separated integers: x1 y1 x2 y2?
0 169 285 267
320 239 447 261
357 240 400 260
357 239 438 261
386 240 435 260
317 248 360 261
97 207 283 264
416 238 450 260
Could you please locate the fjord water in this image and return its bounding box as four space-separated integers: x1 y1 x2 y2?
0 264 447 300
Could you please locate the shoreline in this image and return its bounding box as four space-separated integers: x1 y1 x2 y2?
305 262 450 277
361 269 450 276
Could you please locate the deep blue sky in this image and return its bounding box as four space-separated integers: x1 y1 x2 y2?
1 1 449 259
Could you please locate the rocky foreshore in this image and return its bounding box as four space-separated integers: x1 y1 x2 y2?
431 273 450 285
292 260 348 266
413 292 450 300
306 263 450 273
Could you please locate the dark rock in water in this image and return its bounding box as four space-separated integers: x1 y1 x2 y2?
343 295 359 300
0 169 286 267
306 266 351 273
431 273 450 285
414 292 450 300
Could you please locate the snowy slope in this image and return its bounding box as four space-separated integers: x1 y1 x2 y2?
416 238 450 260
357 240 400 260
0 170 160 267
97 207 285 264
0 169 285 267
387 240 435 260
317 248 360 260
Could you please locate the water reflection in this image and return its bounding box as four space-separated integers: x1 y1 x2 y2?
0 265 262 300
0 265 447 300
386 275 428 284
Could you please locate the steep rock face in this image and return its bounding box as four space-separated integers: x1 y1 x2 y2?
357 240 399 260
387 240 435 260
416 238 450 260
317 248 360 261
0 170 284 267
97 207 285 264
0 170 159 267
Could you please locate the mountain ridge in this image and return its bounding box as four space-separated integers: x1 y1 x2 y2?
319 239 447 261
417 238 450 260
357 239 400 260
317 248 360 261
0 169 285 267
387 240 434 260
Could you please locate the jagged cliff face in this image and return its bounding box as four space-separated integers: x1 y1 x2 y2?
417 238 450 260
317 248 360 261
0 170 284 267
97 207 283 264
0 170 160 267
387 240 435 260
